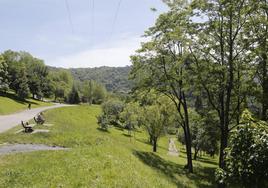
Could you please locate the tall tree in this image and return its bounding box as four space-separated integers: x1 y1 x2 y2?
16 66 30 99
189 0 254 179
68 85 80 104
49 69 73 101
248 0 268 120
130 1 194 172
2 50 23 93
0 55 9 93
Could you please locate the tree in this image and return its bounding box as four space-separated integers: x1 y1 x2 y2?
81 80 107 104
130 1 194 172
68 85 80 104
140 104 169 152
2 50 53 99
188 109 206 160
0 55 9 93
248 0 268 121
54 87 65 101
216 110 268 187
97 99 125 129
88 80 93 104
97 113 110 131
190 0 254 178
49 69 73 101
16 66 30 99
41 77 54 98
120 102 141 136
25 56 49 99
192 116 219 159
92 82 107 104
2 50 23 93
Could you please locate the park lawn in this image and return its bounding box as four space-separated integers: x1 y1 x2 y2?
0 105 217 188
0 92 52 115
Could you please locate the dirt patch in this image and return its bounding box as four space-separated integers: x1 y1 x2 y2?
0 144 69 155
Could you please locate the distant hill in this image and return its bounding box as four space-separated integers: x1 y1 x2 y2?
49 66 132 93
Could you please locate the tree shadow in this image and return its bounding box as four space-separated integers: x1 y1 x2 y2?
114 126 125 131
195 157 218 166
135 138 167 150
133 150 216 188
179 153 218 166
0 92 39 105
122 133 132 137
96 127 110 133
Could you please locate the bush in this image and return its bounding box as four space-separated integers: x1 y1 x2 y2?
216 110 268 187
97 99 125 129
97 114 109 130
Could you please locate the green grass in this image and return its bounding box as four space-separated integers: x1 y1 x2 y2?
0 92 52 115
0 105 217 188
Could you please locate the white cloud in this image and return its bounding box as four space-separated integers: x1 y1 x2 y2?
47 35 144 68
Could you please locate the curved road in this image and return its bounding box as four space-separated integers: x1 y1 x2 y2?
0 104 74 133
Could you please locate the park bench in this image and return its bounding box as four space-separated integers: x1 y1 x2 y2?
21 121 34 133
34 114 45 125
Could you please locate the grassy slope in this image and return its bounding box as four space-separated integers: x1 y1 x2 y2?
0 92 52 115
0 105 217 188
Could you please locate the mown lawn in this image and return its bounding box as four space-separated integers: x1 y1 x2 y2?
0 92 52 115
0 105 217 188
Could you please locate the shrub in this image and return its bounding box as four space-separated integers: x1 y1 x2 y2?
216 110 268 187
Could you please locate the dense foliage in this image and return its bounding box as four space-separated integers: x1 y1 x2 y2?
216 110 268 187
130 0 268 182
0 55 9 92
119 102 141 135
70 66 132 93
1 50 52 99
97 99 125 130
0 50 108 104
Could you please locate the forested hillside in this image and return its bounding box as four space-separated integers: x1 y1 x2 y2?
70 66 132 93
48 66 132 93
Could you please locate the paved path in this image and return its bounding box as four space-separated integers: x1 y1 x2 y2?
168 138 179 156
0 104 73 133
0 144 69 155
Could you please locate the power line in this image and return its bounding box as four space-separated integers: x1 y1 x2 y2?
109 0 122 40
64 0 74 34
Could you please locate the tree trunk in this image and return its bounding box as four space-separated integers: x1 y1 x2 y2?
149 135 153 145
153 138 157 152
194 147 199 160
183 125 193 173
261 53 268 121
182 93 193 173
219 128 228 169
218 118 228 188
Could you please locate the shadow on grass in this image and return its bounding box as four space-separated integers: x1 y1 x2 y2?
135 138 167 151
114 126 125 131
96 127 110 133
122 133 132 137
133 150 216 188
179 153 218 166
0 92 39 105
195 157 218 166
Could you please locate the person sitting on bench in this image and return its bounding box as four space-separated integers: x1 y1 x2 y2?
21 121 33 133
34 112 45 124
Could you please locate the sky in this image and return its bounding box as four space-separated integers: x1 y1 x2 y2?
0 0 167 68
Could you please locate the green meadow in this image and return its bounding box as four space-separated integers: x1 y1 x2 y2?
0 105 217 188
